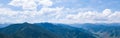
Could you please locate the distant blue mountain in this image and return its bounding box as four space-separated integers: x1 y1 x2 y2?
71 23 120 38
0 24 10 28
0 22 96 38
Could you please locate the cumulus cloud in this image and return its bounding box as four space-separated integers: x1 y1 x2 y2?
8 0 53 10
0 7 64 23
36 0 53 7
66 9 120 23
0 7 120 24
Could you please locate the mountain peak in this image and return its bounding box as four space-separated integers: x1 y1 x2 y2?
23 22 29 24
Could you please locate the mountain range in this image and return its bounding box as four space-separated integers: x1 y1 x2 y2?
0 22 120 38
71 23 120 38
0 22 96 38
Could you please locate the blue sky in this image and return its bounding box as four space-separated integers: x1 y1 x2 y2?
0 0 120 11
0 0 120 24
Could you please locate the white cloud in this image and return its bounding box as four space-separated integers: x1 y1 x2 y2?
9 0 37 10
8 0 22 7
0 6 120 24
0 0 120 24
108 11 120 22
102 9 112 17
36 0 53 7
65 9 120 23
0 7 64 23
9 0 53 10
0 8 18 16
